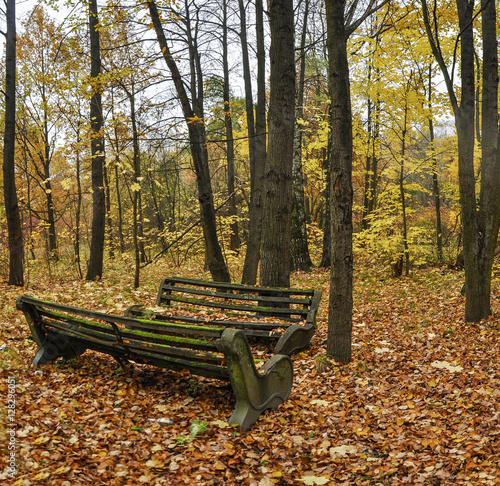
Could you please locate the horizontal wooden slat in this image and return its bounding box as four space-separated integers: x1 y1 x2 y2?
160 283 312 306
162 277 315 297
163 295 309 317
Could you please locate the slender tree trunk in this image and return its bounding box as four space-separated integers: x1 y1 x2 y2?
260 0 295 288
129 87 142 287
237 0 257 188
42 102 58 259
428 65 443 264
222 0 240 253
86 0 106 281
147 0 230 282
75 121 83 278
325 0 353 364
104 161 114 259
291 0 313 272
320 141 331 268
147 161 166 247
114 163 125 253
398 102 409 277
362 61 380 230
2 0 24 286
241 0 266 284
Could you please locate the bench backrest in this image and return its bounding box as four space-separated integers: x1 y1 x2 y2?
156 277 322 327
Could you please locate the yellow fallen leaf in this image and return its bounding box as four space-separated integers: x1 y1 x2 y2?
311 399 329 407
299 475 330 485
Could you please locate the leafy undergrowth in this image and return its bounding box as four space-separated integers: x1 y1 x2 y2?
1 260 499 485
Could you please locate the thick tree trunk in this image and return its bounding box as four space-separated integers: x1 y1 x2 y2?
466 0 500 320
260 0 295 288
325 0 353 364
455 0 492 321
421 0 500 322
291 0 313 272
147 0 230 282
86 0 106 281
241 0 265 284
3 0 24 286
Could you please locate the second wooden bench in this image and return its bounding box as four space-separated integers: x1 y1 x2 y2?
126 276 322 356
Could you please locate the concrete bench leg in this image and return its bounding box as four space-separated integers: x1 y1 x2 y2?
216 328 293 431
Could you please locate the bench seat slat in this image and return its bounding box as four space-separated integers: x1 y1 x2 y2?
40 318 225 366
39 313 219 353
164 295 309 317
55 333 228 380
127 308 293 329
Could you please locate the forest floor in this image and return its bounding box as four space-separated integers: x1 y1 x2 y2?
0 258 499 485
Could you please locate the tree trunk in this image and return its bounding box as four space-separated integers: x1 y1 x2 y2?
147 0 230 282
241 0 265 284
75 120 83 278
260 0 295 288
421 0 500 322
129 88 141 288
114 163 125 253
362 49 381 231
223 0 240 253
320 141 331 268
428 65 443 264
469 0 500 320
325 0 353 364
291 0 313 272
104 161 114 259
2 0 24 286
86 0 106 281
397 98 410 277
42 103 58 259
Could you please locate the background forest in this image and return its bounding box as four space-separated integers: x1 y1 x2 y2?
0 0 469 284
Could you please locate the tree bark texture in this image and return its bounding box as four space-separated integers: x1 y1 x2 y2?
3 0 24 286
147 0 230 282
86 0 106 281
260 0 295 288
325 0 353 364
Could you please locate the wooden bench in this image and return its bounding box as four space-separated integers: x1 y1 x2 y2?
16 295 293 431
126 276 322 356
